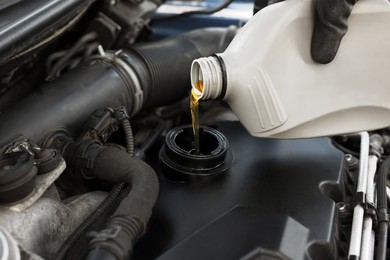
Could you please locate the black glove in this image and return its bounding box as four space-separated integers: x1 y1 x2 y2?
312 0 356 64
253 0 357 64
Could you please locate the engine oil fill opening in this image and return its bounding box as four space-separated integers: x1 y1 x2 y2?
159 125 232 181
176 126 219 156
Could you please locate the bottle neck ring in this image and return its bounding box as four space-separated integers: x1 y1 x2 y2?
191 55 226 100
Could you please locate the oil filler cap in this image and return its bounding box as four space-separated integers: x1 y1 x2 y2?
0 152 37 204
159 125 232 181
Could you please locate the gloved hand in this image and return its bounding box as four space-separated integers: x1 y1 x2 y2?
254 0 357 64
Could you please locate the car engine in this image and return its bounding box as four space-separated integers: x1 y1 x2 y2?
0 0 388 259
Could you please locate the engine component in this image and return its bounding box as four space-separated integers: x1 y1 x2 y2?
376 157 390 260
90 0 160 49
347 133 369 259
34 149 62 174
360 154 377 260
335 202 352 257
0 0 96 70
0 27 236 147
160 125 232 181
0 152 37 204
42 108 159 259
0 190 107 259
86 146 159 260
0 149 111 259
55 182 126 260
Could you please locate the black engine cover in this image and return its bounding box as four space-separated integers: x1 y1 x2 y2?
134 122 344 260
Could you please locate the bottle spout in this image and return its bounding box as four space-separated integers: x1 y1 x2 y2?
191 56 224 100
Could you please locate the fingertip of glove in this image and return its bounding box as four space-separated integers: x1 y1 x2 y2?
311 31 341 64
311 0 355 64
311 47 336 64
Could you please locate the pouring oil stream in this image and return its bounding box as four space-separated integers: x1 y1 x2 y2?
190 81 203 155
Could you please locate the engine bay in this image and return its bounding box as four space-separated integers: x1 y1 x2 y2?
0 0 388 259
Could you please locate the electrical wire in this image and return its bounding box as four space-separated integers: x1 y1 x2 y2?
331 139 360 157
54 182 125 260
122 118 135 156
154 0 235 20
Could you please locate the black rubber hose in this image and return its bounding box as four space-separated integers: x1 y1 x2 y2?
86 147 159 260
376 157 390 260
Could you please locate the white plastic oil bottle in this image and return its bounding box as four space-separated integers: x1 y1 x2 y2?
190 0 390 138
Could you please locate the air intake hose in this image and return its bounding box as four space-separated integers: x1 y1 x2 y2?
0 27 237 147
130 27 237 108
